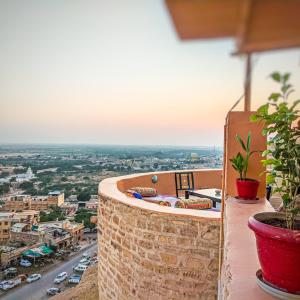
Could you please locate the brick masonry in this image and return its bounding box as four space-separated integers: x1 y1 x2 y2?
98 192 220 300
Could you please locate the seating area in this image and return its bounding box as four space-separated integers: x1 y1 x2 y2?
123 171 221 211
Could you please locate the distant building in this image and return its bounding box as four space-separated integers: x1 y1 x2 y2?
5 191 65 212
3 195 31 212
0 213 13 244
79 197 98 211
0 210 39 244
15 167 35 183
47 191 64 206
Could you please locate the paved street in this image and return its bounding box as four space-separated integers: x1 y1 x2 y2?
0 243 97 300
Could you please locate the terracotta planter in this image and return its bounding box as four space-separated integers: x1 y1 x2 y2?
236 179 259 200
248 212 300 293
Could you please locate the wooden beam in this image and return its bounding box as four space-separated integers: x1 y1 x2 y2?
244 54 252 112
236 0 253 50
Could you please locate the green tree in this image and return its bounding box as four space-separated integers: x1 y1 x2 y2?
74 209 96 229
0 183 10 194
39 206 66 222
77 191 91 202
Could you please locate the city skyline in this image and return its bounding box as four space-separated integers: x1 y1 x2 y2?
1 0 300 146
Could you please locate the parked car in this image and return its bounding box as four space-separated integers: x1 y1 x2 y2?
68 274 81 284
0 280 15 291
54 272 68 284
26 273 41 283
73 264 88 273
0 277 22 291
79 258 90 265
47 287 61 296
82 252 90 258
4 268 18 277
19 259 32 267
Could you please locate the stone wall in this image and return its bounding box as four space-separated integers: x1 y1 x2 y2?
98 183 220 300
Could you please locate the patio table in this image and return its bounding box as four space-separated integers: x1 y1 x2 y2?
185 188 222 208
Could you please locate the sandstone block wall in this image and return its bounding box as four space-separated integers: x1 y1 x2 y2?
98 193 220 300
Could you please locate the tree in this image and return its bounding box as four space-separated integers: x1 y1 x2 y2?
0 183 10 194
74 209 96 229
0 172 9 178
20 181 34 189
77 191 91 202
39 206 66 222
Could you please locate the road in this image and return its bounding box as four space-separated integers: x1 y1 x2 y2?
1 243 97 300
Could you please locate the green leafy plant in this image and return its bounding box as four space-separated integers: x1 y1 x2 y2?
230 132 257 180
251 72 300 229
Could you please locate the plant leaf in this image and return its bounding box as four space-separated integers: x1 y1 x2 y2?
236 134 246 151
270 72 281 82
268 93 281 102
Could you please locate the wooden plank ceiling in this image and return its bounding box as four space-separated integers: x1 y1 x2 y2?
165 0 300 54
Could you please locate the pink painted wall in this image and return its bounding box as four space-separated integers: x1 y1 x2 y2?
224 111 266 198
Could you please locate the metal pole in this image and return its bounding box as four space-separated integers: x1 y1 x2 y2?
244 54 252 111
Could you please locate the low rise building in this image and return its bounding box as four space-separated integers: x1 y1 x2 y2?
0 210 39 245
3 191 64 213
30 196 48 211
0 213 13 244
3 195 31 212
47 191 64 206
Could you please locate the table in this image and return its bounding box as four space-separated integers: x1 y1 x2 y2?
185 188 222 208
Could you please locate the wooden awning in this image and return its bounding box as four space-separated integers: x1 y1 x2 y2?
165 0 300 54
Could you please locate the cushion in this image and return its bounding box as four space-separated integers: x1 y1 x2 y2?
180 198 212 210
129 187 158 197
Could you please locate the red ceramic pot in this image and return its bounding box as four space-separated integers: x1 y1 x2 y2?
236 179 259 200
249 212 300 293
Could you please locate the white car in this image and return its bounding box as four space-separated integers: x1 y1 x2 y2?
54 272 68 284
26 274 42 283
73 264 88 272
0 280 15 291
82 252 91 258
79 258 91 265
20 259 32 267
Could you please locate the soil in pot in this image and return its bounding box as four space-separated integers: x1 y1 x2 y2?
262 218 300 230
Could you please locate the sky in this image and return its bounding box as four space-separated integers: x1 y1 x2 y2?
0 0 299 147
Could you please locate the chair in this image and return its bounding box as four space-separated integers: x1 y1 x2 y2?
174 171 194 197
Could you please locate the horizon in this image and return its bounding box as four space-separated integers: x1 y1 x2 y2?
0 143 223 150
1 0 299 146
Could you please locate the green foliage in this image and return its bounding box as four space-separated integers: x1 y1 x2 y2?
0 171 9 178
77 191 91 202
230 132 257 180
19 181 34 189
230 153 244 179
74 208 95 229
251 72 300 229
40 206 66 222
0 183 10 194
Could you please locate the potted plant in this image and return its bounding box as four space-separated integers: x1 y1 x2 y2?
230 132 259 199
248 72 300 294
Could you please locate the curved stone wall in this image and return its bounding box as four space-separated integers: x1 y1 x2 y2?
98 170 221 300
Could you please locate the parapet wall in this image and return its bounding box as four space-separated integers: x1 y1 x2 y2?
98 170 222 300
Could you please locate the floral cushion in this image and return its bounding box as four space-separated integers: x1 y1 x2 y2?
129 187 158 197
